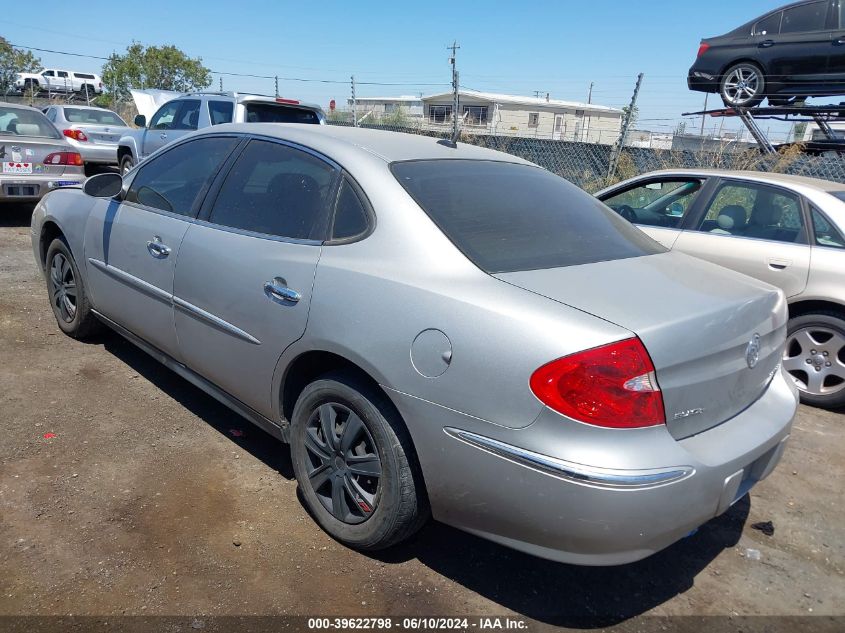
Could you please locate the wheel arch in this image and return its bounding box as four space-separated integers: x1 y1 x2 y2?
788 298 845 319
39 219 67 270
720 58 768 81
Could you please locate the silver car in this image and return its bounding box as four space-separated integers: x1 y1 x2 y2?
597 169 845 410
30 125 797 565
43 105 130 166
0 103 85 203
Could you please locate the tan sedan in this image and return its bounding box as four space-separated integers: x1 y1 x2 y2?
598 169 845 409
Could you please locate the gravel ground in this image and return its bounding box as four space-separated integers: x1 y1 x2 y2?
1 203 843 631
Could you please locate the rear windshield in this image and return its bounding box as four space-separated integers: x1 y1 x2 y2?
244 102 320 124
392 160 664 273
0 106 60 139
64 108 126 126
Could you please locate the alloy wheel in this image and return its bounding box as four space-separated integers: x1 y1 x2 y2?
303 402 381 524
49 252 77 323
723 67 761 106
783 326 845 396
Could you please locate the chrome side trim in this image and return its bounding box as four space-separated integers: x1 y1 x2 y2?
444 427 694 489
173 296 261 345
88 257 261 345
87 257 170 304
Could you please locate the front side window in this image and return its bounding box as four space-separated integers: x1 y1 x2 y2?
149 101 181 129
601 179 703 229
208 140 337 239
754 11 782 35
781 1 828 33
695 181 806 244
209 100 234 125
392 160 664 273
42 70 54 77
172 100 201 130
125 137 238 216
811 206 845 248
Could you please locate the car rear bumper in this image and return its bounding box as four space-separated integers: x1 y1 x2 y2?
65 139 119 164
0 171 85 202
390 367 797 566
688 69 719 93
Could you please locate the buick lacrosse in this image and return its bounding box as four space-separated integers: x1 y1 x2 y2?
31 124 797 565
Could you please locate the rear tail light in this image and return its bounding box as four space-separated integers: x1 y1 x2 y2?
43 151 83 166
697 42 710 58
530 338 665 429
62 129 88 142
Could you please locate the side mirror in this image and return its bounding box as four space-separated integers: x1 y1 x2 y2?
668 202 685 217
83 172 123 199
134 114 147 128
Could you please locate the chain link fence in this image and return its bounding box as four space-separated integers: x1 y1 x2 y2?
327 115 845 193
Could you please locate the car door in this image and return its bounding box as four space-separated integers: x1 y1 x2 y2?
672 179 811 298
763 0 833 85
597 176 710 249
827 0 845 75
173 138 339 418
83 135 240 360
142 99 200 158
40 70 56 91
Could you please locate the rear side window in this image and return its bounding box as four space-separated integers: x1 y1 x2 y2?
209 140 337 239
754 11 782 35
209 101 234 125
811 207 845 248
392 160 664 274
125 136 238 216
244 103 320 124
781 1 828 33
332 179 369 239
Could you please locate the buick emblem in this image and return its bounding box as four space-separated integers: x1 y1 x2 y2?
746 334 761 369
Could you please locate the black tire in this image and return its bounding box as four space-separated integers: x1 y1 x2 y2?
719 62 766 108
120 154 135 175
23 79 39 95
783 310 845 409
45 238 101 340
290 371 429 550
79 84 94 99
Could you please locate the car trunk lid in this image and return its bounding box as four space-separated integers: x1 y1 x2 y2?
0 135 71 176
496 251 786 439
71 124 129 145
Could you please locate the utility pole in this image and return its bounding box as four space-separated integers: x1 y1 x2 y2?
219 76 223 92
606 73 643 184
700 93 709 137
274 75 279 98
587 82 593 104
351 75 357 127
448 40 460 144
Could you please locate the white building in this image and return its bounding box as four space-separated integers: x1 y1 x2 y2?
347 95 424 120
421 89 623 144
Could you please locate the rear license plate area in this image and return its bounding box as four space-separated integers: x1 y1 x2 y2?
4 184 39 197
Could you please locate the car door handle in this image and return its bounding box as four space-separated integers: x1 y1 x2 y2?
146 236 171 258
264 278 301 304
768 258 791 270
759 39 775 48
159 132 167 140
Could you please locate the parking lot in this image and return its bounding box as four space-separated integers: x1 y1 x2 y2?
0 202 844 629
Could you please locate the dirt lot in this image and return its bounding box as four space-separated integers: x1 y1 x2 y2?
1 203 844 631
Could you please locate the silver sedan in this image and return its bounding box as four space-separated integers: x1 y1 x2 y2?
598 169 845 410
42 105 130 166
30 125 797 565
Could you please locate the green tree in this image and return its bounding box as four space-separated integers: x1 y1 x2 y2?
0 36 41 94
101 42 211 102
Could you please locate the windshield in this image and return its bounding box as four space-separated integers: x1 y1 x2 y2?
0 106 61 139
64 108 127 126
392 159 665 273
244 102 320 124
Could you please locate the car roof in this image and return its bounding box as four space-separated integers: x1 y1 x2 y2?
0 102 47 113
622 168 845 194
203 123 535 165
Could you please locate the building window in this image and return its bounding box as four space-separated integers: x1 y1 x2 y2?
429 105 452 123
462 105 488 126
528 112 540 128
575 110 585 117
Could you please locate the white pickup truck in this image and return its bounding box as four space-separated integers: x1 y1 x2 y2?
14 69 104 97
